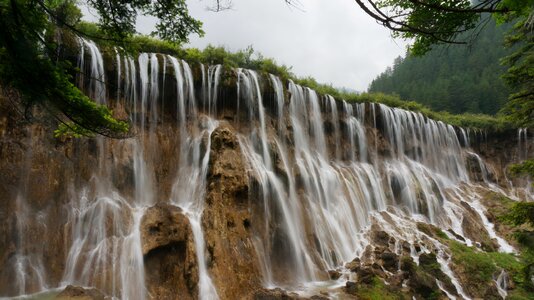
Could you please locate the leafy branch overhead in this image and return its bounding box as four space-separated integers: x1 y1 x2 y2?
348 0 529 55
0 0 204 138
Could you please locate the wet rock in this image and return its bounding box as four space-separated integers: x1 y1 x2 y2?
56 285 109 300
357 267 375 284
141 203 198 299
371 229 391 247
203 123 262 298
328 269 342 280
407 269 440 299
417 222 445 239
253 288 296 300
379 251 399 272
140 202 191 256
459 201 499 252
345 281 358 295
400 256 416 275
345 257 361 272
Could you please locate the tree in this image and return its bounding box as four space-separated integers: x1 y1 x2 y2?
350 1 528 54
350 0 533 128
368 18 512 115
0 0 203 137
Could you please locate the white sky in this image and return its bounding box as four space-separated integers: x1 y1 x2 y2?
84 0 409 91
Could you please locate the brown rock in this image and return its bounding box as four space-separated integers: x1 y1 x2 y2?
459 201 499 252
202 123 262 298
141 203 198 299
379 251 399 272
55 285 109 300
356 267 375 284
328 269 342 280
345 257 361 272
345 281 358 295
140 202 191 256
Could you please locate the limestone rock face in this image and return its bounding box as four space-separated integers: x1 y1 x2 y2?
141 203 198 300
459 201 499 251
202 122 263 299
141 203 190 256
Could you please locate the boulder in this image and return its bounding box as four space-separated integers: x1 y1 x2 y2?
328 269 342 280
345 257 361 272
140 202 191 256
141 203 198 299
379 251 399 272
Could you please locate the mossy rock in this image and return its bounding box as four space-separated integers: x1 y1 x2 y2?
416 222 449 240
348 276 407 300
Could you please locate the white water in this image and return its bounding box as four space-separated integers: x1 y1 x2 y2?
494 269 509 299
169 58 220 300
4 40 527 300
6 124 48 297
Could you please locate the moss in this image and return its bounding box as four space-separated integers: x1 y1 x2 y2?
354 276 407 300
449 241 499 284
417 222 449 240
508 289 534 300
448 240 527 295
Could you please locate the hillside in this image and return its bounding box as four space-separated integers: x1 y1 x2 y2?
369 19 513 115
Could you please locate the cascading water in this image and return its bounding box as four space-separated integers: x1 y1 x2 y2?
168 56 220 300
232 69 524 298
61 43 150 300
2 38 530 300
9 129 48 297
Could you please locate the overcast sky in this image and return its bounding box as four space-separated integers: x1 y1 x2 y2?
85 0 409 91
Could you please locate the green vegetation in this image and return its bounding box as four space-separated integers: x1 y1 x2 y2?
73 20 511 132
501 160 534 292
353 276 405 300
354 0 533 129
448 240 534 299
449 241 521 283
369 19 512 115
0 0 202 137
1 0 529 136
417 222 449 240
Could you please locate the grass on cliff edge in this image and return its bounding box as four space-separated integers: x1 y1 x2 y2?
77 22 515 132
448 241 534 300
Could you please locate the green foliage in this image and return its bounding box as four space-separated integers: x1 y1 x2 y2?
348 92 513 131
449 241 499 284
354 276 405 300
500 17 534 128
0 0 128 137
502 202 534 228
182 45 294 81
374 0 480 55
449 240 524 286
54 122 96 138
510 159 534 178
369 19 512 115
82 0 202 43
356 0 532 56
0 0 204 137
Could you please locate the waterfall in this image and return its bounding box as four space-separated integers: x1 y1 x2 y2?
62 47 151 300
80 38 106 104
169 58 219 300
494 269 509 299
3 38 528 300
11 129 48 296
